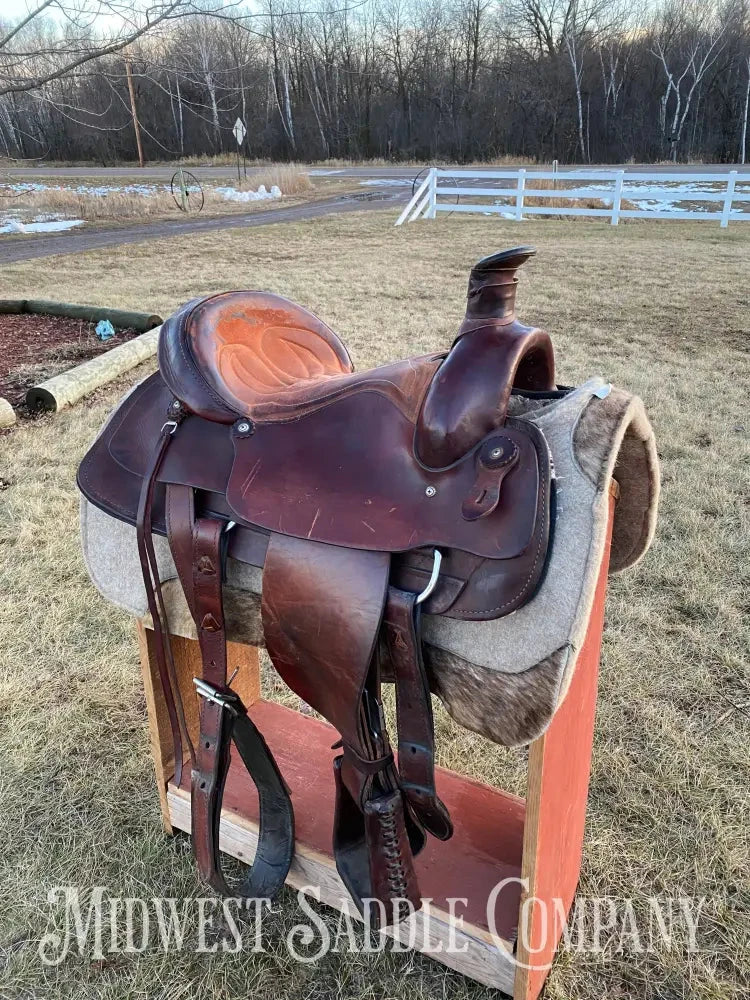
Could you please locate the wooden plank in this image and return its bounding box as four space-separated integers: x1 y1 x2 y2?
436 168 733 182
170 699 526 937
167 698 526 989
513 487 616 1000
167 782 516 990
136 623 174 834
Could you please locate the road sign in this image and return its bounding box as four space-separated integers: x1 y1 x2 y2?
233 117 247 147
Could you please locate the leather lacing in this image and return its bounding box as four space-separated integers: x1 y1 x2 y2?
380 804 409 898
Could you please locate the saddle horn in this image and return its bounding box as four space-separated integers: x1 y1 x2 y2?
416 247 556 469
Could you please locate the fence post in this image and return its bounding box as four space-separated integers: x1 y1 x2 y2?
427 167 437 219
720 170 737 228
395 168 433 226
515 169 526 221
611 170 624 226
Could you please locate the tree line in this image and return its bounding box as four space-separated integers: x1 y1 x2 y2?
1 0 749 166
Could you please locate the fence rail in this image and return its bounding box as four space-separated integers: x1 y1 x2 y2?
395 167 750 228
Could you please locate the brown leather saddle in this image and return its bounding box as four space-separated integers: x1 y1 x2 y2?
78 246 557 925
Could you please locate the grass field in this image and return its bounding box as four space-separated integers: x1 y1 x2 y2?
0 213 748 1000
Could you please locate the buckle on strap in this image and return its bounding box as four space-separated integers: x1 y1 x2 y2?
193 678 240 715
415 548 442 605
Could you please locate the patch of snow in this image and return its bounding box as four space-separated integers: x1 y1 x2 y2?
3 181 170 197
214 184 282 202
0 217 84 234
580 178 750 215
359 178 414 187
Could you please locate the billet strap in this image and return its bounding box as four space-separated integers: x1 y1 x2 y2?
261 534 422 924
384 587 453 842
167 489 294 901
136 418 193 786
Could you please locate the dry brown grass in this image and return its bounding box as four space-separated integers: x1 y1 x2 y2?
222 163 313 197
0 164 318 224
2 184 174 220
0 213 748 1000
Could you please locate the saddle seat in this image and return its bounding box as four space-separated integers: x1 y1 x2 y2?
159 290 445 426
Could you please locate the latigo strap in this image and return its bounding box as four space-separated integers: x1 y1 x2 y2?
384 587 453 843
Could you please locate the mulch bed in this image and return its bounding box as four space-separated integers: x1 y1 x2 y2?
0 312 139 410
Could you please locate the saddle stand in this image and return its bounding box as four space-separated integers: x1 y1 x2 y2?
79 245 657 997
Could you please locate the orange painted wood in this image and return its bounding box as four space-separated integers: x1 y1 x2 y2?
513 489 616 1000
174 698 527 942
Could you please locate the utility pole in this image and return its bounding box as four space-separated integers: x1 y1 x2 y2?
125 54 145 168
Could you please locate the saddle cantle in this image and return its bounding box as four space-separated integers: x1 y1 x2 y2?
78 247 583 925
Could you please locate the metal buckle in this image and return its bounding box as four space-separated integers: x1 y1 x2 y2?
160 419 179 435
416 548 442 605
193 678 239 714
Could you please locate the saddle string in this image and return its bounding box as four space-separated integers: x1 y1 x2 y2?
135 413 195 785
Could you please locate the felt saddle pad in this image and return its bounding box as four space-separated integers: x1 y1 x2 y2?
80 376 659 747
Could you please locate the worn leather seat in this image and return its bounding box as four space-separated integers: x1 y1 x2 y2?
159 290 446 426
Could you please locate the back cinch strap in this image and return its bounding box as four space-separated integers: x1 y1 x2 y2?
167 486 294 902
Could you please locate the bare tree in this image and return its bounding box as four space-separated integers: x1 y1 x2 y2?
651 0 727 161
741 52 750 162
1 0 747 165
0 1 202 97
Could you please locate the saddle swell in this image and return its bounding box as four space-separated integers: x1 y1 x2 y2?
77 246 555 929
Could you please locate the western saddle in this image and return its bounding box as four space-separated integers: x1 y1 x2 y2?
78 247 557 925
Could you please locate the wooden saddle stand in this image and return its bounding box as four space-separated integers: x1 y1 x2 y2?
79 247 652 998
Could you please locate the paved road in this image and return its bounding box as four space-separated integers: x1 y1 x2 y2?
0 192 400 266
6 162 749 181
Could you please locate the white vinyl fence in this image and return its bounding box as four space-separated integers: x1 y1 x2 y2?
395 167 750 228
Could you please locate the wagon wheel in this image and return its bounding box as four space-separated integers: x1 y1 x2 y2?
170 169 204 213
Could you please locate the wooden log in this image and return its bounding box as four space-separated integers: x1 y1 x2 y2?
26 326 160 411
0 299 28 314
22 299 162 332
0 397 16 428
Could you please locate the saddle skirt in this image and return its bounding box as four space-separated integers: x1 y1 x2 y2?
77 247 659 926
